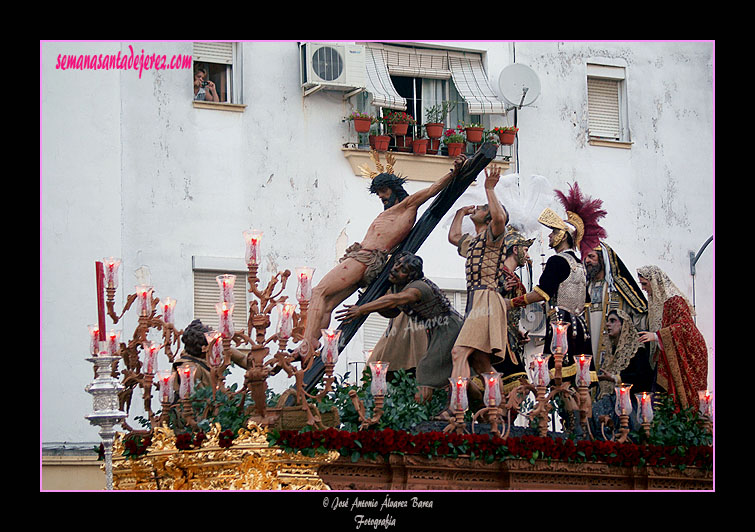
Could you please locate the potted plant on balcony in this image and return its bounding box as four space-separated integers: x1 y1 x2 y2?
346 111 375 134
493 125 518 145
412 134 429 155
443 128 466 157
424 102 456 139
463 122 485 143
383 111 416 136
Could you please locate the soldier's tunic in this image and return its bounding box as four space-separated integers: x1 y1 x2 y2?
455 226 528 393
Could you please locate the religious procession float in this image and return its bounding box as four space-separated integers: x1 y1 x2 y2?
85 144 712 491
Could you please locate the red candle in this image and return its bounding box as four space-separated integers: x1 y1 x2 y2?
95 261 106 343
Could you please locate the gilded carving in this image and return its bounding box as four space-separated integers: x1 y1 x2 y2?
111 421 338 490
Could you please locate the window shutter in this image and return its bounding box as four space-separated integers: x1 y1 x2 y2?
380 44 451 79
193 270 248 333
587 77 621 140
365 46 407 110
193 42 234 65
363 313 391 350
441 289 467 315
448 52 508 114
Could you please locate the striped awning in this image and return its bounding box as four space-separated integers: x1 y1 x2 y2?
365 46 407 110
448 51 507 115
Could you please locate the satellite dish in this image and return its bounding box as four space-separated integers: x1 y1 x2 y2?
498 63 541 110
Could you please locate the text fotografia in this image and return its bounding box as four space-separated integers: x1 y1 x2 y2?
55 45 192 79
325 495 433 530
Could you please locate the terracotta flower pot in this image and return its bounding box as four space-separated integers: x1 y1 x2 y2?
465 127 484 143
498 130 516 145
412 138 428 154
428 138 440 155
425 123 444 139
446 142 464 157
391 122 409 136
374 135 391 152
353 117 372 133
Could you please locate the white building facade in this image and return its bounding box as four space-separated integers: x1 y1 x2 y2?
41 40 714 447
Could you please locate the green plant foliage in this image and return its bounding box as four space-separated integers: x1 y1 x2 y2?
318 369 447 433
639 393 713 447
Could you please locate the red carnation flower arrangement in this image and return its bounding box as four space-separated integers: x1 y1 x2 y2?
268 428 712 471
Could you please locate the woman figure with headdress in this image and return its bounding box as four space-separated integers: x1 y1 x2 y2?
637 265 708 410
597 309 654 400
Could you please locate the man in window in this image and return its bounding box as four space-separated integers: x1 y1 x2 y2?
193 66 219 102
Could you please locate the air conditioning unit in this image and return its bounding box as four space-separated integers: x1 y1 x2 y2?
300 43 366 93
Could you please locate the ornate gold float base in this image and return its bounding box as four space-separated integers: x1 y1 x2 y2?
111 423 339 490
317 454 713 491
111 422 711 491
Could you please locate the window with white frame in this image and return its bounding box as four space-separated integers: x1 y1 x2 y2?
192 42 242 105
360 43 506 143
586 63 629 142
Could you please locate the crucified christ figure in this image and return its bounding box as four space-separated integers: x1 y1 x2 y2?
296 153 468 365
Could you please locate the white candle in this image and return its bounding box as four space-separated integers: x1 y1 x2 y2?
296 267 315 301
136 285 153 316
449 376 468 411
371 362 390 396
243 230 263 266
277 303 295 340
106 330 121 356
215 302 235 337
320 328 341 364
162 297 176 325
216 274 236 305
157 370 175 403
575 354 592 387
178 365 196 399
102 257 121 289
205 331 224 367
142 341 160 374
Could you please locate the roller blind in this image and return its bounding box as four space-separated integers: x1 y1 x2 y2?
193 270 248 333
193 42 234 65
587 77 621 140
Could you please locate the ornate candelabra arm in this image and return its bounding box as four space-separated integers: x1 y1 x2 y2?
106 290 138 325
575 385 595 440
472 406 504 437
349 390 385 431
615 414 631 443
599 415 615 441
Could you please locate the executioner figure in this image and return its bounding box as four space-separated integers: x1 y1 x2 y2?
296 153 468 364
447 165 515 394
336 251 463 402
